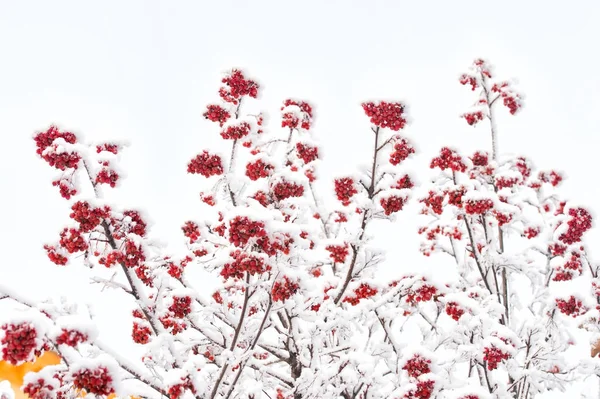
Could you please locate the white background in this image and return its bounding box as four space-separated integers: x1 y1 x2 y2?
1 1 599 397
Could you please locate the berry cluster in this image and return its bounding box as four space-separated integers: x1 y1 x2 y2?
491 81 522 115
220 121 251 140
219 69 259 104
228 216 267 247
459 74 478 91
1 322 38 364
181 221 201 244
559 207 592 245
296 142 319 164
380 195 405 215
203 104 231 126
52 178 77 199
406 284 437 303
114 210 148 238
22 377 57 399
483 346 510 370
272 180 304 201
403 379 435 399
281 99 313 130
34 126 80 170
495 176 520 189
430 147 467 172
445 187 465 208
343 284 378 305
43 245 68 266
272 276 299 302
221 251 268 279
462 111 485 126
96 143 119 154
470 151 489 166
159 316 187 335
56 329 88 346
389 138 415 165
538 170 562 187
553 253 582 281
556 296 587 317
394 175 414 189
168 377 196 399
58 227 88 254
71 366 114 396
402 354 431 378
523 226 539 239
132 322 151 344
70 201 109 233
334 177 358 206
445 302 465 321
362 101 407 131
326 244 349 264
245 159 274 180
95 168 119 187
169 296 192 318
464 198 494 215
187 151 224 177
420 191 444 215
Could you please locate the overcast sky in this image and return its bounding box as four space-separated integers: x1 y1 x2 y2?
1 1 599 397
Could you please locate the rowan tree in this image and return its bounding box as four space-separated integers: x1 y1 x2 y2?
1 60 599 399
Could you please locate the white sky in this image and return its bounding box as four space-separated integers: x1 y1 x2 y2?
1 1 600 397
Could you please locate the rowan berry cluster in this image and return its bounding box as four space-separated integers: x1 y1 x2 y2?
220 121 251 140
132 322 151 344
1 322 38 364
22 377 57 399
95 168 119 187
483 346 510 370
430 147 467 172
34 126 80 170
389 138 415 165
406 284 437 303
343 284 378 305
168 377 196 399
326 244 349 263
187 151 224 177
445 302 465 321
295 142 319 164
380 195 405 215
362 101 407 131
464 199 494 215
271 277 299 302
221 251 269 280
228 216 267 247
203 104 231 126
559 207 592 245
56 329 88 347
168 296 192 318
281 99 313 130
334 177 358 206
219 69 259 104
181 221 201 244
402 354 431 378
272 180 304 201
462 111 485 126
71 366 114 396
556 296 587 317
420 191 444 215
403 379 435 399
245 159 273 180
58 228 88 254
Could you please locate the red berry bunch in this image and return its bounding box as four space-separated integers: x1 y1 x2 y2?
538 171 562 187
251 190 272 207
43 245 68 266
362 101 407 131
228 216 267 247
389 138 415 165
445 302 465 321
296 142 319 164
122 239 146 268
272 276 299 302
326 244 349 263
22 377 57 399
34 126 80 170
464 199 494 215
445 187 465 208
187 151 224 177
430 147 467 172
219 69 259 104
393 175 414 189
52 178 77 199
403 379 435 399
420 191 444 215
58 227 88 254
523 226 539 239
343 284 378 305
69 201 109 233
222 251 268 279
203 104 231 126
462 111 485 126
281 99 313 130
96 143 119 154
181 221 201 244
167 377 196 399
491 81 522 115
169 296 192 318
132 322 151 344
380 195 405 215
556 296 587 317
495 176 520 189
56 329 88 347
459 74 478 91
159 316 187 335
406 284 437 303
95 168 119 187
473 58 493 78
470 151 489 166
552 252 582 282
483 346 510 370
272 180 304 201
334 177 358 206
402 354 431 378
71 366 114 396
246 159 274 180
459 396 480 399
220 121 251 140
1 322 38 364
559 207 592 245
